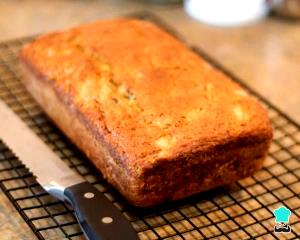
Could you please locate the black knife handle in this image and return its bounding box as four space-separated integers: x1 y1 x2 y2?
64 182 138 240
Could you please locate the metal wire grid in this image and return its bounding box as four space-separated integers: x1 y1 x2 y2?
0 15 299 240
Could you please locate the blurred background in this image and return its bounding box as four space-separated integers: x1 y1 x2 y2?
0 0 300 238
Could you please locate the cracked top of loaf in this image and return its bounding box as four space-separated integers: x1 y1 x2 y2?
20 19 272 176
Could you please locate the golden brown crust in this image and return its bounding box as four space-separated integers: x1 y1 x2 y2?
19 19 273 207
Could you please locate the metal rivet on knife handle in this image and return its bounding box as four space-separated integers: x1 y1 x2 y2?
101 217 113 224
84 192 95 199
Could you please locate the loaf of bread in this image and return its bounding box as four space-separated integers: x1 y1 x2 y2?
19 19 272 207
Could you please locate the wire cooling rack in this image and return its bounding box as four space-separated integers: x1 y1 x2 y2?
0 12 299 240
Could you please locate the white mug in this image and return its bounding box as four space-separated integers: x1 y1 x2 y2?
184 0 270 26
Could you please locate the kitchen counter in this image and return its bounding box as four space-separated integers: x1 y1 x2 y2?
0 0 299 239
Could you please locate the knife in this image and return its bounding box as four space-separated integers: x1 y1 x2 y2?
0 99 138 240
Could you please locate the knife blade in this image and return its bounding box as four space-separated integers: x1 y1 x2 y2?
0 99 138 240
